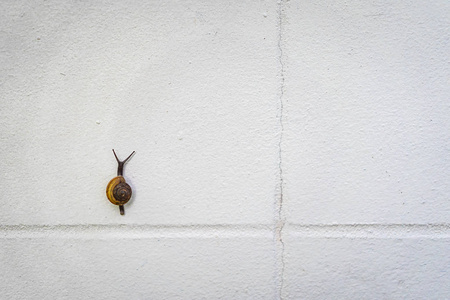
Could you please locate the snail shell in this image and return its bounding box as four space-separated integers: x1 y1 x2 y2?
106 176 132 205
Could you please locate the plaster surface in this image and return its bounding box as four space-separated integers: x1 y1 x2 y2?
1 1 449 299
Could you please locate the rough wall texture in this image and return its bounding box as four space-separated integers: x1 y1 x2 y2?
0 1 449 299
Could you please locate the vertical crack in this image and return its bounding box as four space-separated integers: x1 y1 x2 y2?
276 0 286 299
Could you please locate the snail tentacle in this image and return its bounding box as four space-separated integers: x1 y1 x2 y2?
112 149 135 176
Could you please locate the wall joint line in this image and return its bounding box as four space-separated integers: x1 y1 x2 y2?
275 0 286 299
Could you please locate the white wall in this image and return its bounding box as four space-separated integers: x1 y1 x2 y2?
1 1 449 299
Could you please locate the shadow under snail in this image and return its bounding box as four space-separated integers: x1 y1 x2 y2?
106 149 135 215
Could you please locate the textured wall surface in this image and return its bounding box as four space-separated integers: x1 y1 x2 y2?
0 1 449 299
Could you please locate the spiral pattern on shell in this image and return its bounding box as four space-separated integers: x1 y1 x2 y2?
113 182 132 204
106 176 132 205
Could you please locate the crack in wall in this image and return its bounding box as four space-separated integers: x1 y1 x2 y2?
276 0 286 299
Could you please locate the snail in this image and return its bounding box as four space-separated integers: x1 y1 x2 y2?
106 149 135 215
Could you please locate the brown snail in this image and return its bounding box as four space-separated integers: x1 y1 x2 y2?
106 149 135 215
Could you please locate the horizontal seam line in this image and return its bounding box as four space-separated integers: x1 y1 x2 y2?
0 224 449 239
0 223 449 229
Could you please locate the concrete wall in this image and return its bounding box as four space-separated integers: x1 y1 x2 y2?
1 1 449 299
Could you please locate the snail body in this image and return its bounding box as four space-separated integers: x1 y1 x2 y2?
106 150 135 215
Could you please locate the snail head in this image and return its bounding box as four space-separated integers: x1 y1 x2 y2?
112 149 135 176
